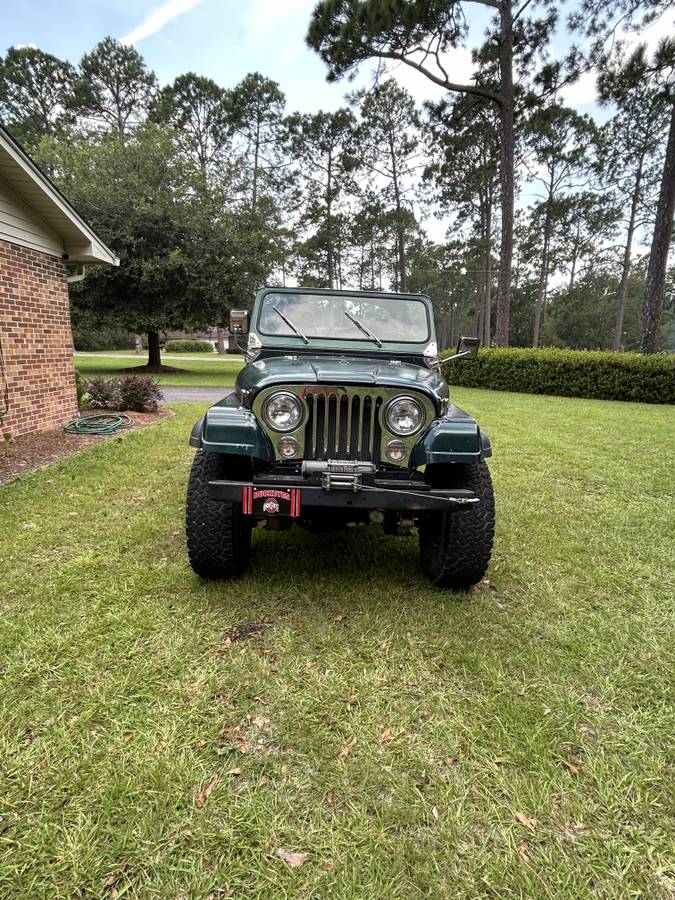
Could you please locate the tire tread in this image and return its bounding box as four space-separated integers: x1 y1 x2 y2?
185 451 250 578
419 462 495 589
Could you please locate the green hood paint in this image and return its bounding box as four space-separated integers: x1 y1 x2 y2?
236 354 449 412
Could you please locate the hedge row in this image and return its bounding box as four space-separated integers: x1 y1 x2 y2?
441 348 675 404
73 327 136 351
164 339 214 353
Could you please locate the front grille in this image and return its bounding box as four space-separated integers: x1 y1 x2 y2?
304 388 384 461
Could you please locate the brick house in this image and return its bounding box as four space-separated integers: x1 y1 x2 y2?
0 124 118 437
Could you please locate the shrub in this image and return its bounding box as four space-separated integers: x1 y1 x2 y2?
84 375 162 411
117 375 163 412
85 376 121 409
441 348 675 404
164 339 213 353
74 370 87 406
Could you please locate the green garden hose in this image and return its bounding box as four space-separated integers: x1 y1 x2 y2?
64 414 134 435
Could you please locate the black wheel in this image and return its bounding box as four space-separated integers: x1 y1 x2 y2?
185 450 252 579
418 461 495 589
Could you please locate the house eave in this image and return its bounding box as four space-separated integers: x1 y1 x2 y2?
0 124 119 267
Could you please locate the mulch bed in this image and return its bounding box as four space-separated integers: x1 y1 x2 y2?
0 407 174 486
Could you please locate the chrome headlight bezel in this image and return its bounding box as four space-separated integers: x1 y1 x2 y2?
277 435 300 458
385 439 407 462
385 395 425 436
262 391 304 433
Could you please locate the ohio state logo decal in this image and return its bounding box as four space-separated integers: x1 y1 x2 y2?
242 486 301 517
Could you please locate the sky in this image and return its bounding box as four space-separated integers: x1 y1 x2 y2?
0 0 588 113
3 0 672 255
5 0 672 118
3 0 357 113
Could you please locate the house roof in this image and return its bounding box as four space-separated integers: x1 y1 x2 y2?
0 124 119 267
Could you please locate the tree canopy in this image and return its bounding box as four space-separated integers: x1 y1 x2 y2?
0 4 673 356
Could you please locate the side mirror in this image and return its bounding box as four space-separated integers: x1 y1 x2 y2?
229 309 249 335
445 335 480 363
456 335 480 359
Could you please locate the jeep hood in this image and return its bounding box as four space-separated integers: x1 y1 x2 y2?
236 355 448 409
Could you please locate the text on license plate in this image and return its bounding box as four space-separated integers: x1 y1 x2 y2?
241 486 301 517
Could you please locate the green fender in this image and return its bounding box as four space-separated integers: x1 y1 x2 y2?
410 405 491 467
190 399 491 468
189 396 274 462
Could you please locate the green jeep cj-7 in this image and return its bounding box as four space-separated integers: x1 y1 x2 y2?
186 287 495 589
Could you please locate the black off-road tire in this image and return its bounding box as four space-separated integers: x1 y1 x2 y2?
418 461 495 589
185 450 252 579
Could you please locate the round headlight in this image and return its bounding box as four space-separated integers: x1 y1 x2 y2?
385 396 424 436
263 391 303 432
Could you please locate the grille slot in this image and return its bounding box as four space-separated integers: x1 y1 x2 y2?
305 390 383 461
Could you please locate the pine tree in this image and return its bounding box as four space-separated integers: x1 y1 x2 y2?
0 46 77 150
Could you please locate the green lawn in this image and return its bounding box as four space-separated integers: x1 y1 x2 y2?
75 353 243 386
1 390 674 897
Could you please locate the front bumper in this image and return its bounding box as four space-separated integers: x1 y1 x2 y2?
207 478 478 513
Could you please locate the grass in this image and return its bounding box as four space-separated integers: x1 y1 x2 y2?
75 353 243 387
1 389 674 898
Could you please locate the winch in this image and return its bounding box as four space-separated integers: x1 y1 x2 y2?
301 459 376 492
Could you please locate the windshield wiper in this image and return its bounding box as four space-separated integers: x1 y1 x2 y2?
273 305 309 344
344 311 382 347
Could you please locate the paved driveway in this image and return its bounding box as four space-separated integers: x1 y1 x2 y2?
161 387 234 403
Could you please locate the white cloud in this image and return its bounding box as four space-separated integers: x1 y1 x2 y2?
120 0 204 45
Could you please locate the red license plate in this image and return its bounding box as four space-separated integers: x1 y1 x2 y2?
241 486 301 517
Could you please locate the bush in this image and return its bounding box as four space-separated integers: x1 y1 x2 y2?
117 375 162 412
441 348 675 404
73 328 136 351
74 370 87 406
84 375 162 412
85 376 121 409
164 339 213 353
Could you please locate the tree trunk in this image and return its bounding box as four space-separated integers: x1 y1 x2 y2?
532 237 549 349
642 102 675 354
613 154 644 351
216 327 226 354
389 133 407 291
568 218 581 289
326 151 334 289
134 334 143 355
252 117 260 214
533 172 555 349
494 0 514 348
483 237 492 347
442 309 450 350
147 331 161 368
476 269 485 340
370 232 376 290
482 199 492 347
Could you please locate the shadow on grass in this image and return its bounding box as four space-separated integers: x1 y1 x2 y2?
111 364 187 374
189 521 477 625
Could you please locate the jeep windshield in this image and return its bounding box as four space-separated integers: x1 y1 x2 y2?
258 291 430 344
